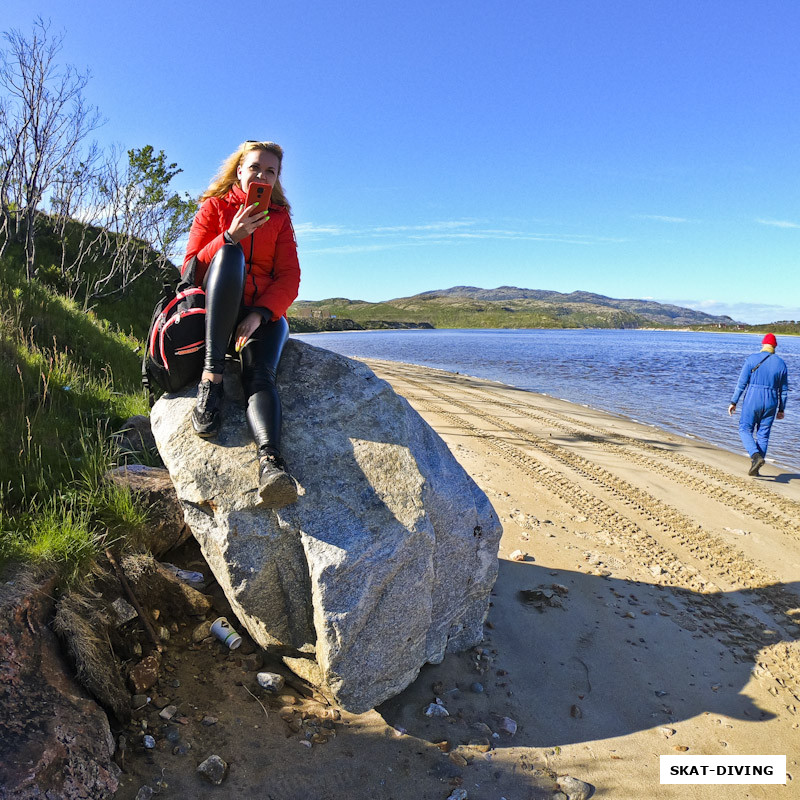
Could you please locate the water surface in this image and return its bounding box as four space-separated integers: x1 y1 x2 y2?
293 329 799 472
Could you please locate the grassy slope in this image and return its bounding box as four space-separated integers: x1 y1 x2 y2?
0 239 153 583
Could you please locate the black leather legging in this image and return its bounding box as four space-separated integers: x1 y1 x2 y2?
202 244 289 453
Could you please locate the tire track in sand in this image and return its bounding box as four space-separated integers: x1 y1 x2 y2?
367 359 800 529
450 383 800 537
405 377 799 622
371 371 800 710
456 381 800 533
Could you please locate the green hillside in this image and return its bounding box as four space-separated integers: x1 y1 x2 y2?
0 237 153 582
290 286 739 330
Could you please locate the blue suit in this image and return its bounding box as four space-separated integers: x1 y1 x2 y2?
730 350 789 458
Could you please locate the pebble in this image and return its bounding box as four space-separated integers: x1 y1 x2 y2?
497 716 517 736
201 715 219 726
135 787 154 800
446 789 468 800
256 672 285 692
509 549 526 562
142 735 156 749
197 755 228 785
164 725 181 743
558 776 594 800
111 597 138 626
424 701 450 717
659 727 676 737
131 694 149 709
470 682 484 693
192 621 213 643
471 722 493 735
159 705 178 720
128 655 160 693
172 742 190 756
157 626 170 641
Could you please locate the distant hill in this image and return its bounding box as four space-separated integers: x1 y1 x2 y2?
290 285 740 330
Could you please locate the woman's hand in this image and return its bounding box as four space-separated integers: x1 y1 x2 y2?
234 311 264 352
227 203 270 244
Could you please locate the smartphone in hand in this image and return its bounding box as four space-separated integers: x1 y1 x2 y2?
244 180 273 212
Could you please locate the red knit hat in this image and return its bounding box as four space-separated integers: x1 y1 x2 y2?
762 333 777 347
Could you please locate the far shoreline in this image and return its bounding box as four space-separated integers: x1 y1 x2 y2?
291 328 798 474
360 355 786 471
293 325 799 336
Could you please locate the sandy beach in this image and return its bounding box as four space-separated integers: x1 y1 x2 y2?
116 360 800 800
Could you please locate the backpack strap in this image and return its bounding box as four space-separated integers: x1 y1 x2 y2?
182 255 200 288
142 276 186 407
750 353 772 374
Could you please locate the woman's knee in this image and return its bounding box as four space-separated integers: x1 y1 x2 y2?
242 366 278 397
203 244 246 293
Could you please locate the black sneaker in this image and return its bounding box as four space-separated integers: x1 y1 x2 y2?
258 448 298 508
748 453 765 476
192 379 224 438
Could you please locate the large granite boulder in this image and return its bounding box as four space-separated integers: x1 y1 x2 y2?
0 565 119 799
150 338 501 712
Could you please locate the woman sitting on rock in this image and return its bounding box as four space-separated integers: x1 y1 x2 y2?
182 140 300 507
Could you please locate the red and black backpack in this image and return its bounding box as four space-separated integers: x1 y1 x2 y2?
142 266 206 403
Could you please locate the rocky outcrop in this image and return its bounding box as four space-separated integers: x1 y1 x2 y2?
151 338 501 713
105 464 192 556
0 565 119 799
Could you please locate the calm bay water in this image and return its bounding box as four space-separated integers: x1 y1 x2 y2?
293 329 800 472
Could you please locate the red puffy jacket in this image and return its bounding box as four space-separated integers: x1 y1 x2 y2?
182 184 300 320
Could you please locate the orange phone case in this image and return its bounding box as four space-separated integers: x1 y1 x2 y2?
244 180 273 210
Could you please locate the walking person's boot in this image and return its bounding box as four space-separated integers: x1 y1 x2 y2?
748 452 765 476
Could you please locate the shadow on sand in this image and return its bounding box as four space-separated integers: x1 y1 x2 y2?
377 561 799 751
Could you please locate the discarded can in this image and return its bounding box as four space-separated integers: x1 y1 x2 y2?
210 617 242 650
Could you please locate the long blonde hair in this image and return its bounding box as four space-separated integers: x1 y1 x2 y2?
201 141 291 211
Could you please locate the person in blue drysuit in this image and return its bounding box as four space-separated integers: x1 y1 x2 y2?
728 333 789 476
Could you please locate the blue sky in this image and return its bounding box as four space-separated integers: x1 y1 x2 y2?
3 1 799 323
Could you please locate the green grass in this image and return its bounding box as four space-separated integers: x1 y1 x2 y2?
0 238 154 584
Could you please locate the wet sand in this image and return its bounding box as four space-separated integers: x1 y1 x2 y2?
116 361 800 800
